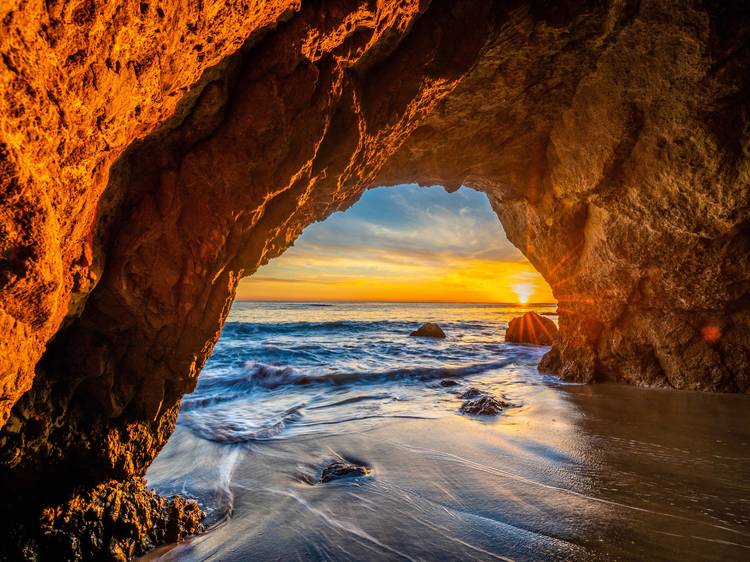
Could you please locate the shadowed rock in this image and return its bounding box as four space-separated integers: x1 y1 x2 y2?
6 477 204 561
320 460 372 483
410 323 446 338
440 379 460 387
506 312 559 346
460 394 510 416
459 387 513 416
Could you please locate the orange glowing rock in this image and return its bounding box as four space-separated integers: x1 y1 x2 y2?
505 312 559 346
410 322 447 338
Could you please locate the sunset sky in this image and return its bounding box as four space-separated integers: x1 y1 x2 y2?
237 185 555 303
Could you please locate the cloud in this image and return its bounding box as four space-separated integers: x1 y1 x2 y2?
237 185 554 302
247 276 342 285
285 184 524 262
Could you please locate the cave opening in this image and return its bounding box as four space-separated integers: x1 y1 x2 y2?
240 183 555 305
143 181 567 551
139 182 750 562
144 181 557 450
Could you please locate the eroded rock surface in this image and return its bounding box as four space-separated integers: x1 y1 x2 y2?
1 0 749 557
506 311 559 345
7 477 203 561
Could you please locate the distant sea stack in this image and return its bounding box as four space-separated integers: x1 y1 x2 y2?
410 323 446 338
506 312 559 346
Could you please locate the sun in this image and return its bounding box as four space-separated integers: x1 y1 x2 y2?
511 281 534 305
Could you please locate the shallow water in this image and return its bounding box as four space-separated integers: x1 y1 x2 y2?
146 302 750 561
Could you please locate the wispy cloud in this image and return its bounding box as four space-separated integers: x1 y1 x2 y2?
238 185 554 303
248 276 343 285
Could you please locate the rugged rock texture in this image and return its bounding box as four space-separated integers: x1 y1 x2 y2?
506 311 559 345
377 1 750 391
458 387 513 416
410 322 446 338
460 394 510 416
0 0 301 434
10 477 203 561
1 0 749 558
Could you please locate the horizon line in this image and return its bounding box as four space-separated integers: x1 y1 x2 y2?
234 298 558 305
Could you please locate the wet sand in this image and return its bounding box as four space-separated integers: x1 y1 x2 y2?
145 377 750 561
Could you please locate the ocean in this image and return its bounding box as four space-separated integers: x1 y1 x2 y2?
145 301 750 561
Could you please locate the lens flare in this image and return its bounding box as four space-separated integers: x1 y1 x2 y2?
701 324 721 343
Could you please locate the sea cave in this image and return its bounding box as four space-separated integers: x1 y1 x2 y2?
0 0 749 560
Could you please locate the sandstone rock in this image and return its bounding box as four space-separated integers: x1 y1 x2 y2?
505 312 559 346
410 322 447 338
538 345 562 375
320 460 372 483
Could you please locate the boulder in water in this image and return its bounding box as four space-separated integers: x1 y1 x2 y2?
410 322 446 338
460 394 510 416
459 387 512 416
320 460 372 483
505 311 558 345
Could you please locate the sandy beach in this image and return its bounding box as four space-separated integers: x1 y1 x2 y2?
144 303 750 561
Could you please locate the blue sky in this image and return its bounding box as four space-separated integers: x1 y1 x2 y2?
237 184 553 302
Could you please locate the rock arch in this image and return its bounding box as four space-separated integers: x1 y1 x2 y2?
1 0 748 557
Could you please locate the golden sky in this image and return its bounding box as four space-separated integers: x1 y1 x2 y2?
237 185 555 304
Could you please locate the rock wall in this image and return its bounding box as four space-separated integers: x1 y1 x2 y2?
378 0 750 390
0 0 748 558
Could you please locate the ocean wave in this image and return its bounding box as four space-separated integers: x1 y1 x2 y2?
220 319 502 338
177 305 552 442
222 320 408 337
181 357 525 412
181 406 304 444
196 358 519 394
